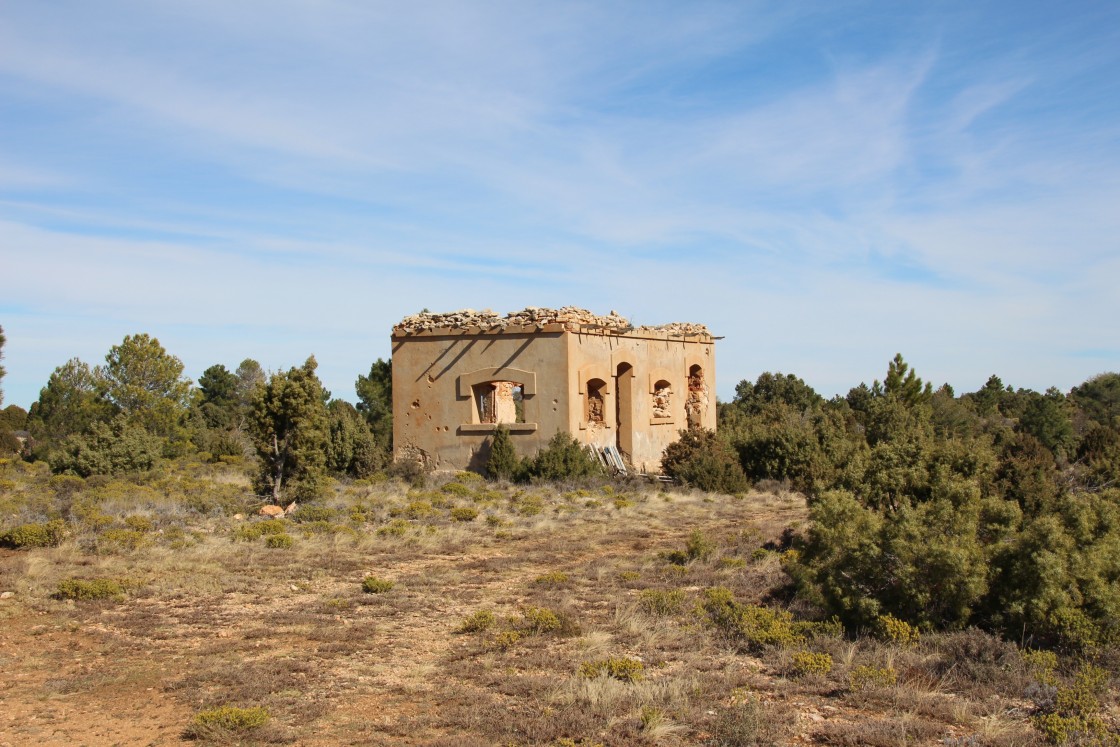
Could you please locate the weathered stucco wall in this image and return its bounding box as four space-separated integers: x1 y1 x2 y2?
566 329 716 473
391 307 716 474
391 327 571 471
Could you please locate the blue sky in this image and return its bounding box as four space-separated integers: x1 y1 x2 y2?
1 1 1118 408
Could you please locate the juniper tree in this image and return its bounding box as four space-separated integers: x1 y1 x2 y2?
249 356 330 502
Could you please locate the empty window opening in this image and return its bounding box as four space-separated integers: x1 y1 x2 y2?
586 378 607 426
686 365 709 429
474 381 524 424
652 380 672 418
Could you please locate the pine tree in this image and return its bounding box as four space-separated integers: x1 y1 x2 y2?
486 425 519 480
249 356 330 503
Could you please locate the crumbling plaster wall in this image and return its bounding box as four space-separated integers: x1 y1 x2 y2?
391 330 571 471
566 329 716 473
391 307 716 474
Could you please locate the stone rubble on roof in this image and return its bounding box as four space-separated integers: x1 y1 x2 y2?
393 307 710 337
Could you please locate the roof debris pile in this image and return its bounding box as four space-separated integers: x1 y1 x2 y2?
393 307 711 337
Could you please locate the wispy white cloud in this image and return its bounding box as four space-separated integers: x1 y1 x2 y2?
1 1 1118 407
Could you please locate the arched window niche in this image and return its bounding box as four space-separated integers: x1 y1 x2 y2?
685 364 709 430
648 367 675 425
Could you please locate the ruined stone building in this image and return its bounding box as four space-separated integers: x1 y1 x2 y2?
391 307 716 474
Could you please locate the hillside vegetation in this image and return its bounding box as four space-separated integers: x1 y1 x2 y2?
0 332 1118 745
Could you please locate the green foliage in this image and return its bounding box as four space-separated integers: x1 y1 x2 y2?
519 606 562 634
578 657 644 682
376 519 410 537
249 356 330 503
362 575 394 593
450 506 479 522
96 528 149 553
660 428 749 493
638 588 685 615
28 358 113 444
1071 372 1120 431
233 519 288 542
188 705 269 735
196 364 240 430
532 570 569 586
48 415 161 477
789 650 833 677
664 529 716 565
701 587 804 651
289 505 337 523
1018 388 1076 460
326 399 385 477
849 665 898 690
98 333 192 440
521 432 603 482
794 490 989 631
1030 664 1117 746
0 324 5 406
355 358 393 448
733 372 823 414
1 519 66 548
55 577 126 601
874 614 920 646
486 425 519 480
516 605 580 637
0 404 28 431
880 353 933 407
440 481 474 497
455 609 496 634
265 533 293 548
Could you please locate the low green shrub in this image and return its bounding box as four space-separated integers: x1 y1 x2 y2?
533 571 569 586
701 587 804 651
456 609 496 634
1030 664 1114 745
232 519 288 542
789 650 833 677
95 528 148 553
520 606 561 634
874 613 920 646
518 606 580 637
450 506 479 522
520 432 604 482
441 481 474 497
579 657 645 682
362 576 394 594
1022 648 1059 686
376 518 410 537
265 533 293 549
187 705 269 736
664 529 715 565
639 588 685 616
123 515 154 532
55 578 126 601
660 428 750 494
289 505 337 523
1 519 66 549
849 665 898 690
490 630 522 651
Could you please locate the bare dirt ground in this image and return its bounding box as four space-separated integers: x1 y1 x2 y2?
0 480 1050 746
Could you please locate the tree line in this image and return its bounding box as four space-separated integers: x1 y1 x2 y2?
3 329 1119 648
0 333 394 501
661 354 1120 650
